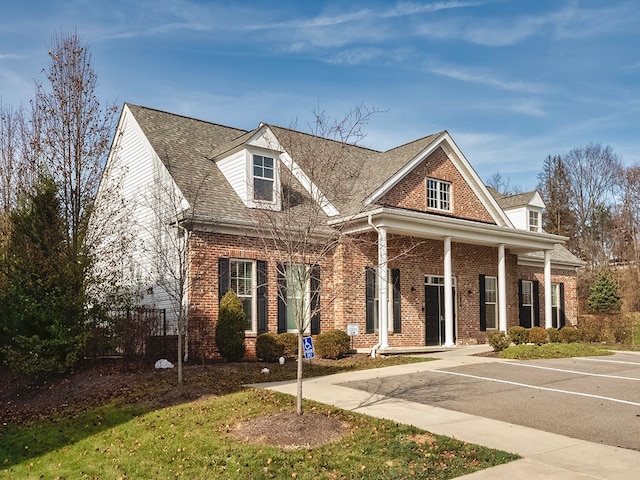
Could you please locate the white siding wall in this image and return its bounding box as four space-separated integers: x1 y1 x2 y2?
504 206 527 231
89 107 186 332
218 150 248 205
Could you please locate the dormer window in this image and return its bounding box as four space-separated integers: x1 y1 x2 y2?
529 210 540 232
427 178 451 212
253 154 274 202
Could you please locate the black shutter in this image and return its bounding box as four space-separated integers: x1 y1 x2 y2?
392 268 401 333
533 280 540 327
257 260 268 334
559 283 566 328
479 274 486 332
365 267 375 334
218 257 230 300
277 264 287 333
310 265 321 335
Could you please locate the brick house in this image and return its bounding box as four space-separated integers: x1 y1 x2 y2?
92 104 584 359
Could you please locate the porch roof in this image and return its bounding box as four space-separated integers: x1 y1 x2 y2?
331 206 568 255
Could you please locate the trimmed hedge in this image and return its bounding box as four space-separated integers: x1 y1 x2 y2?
255 332 284 362
314 329 351 359
215 291 246 361
528 326 549 346
508 326 528 345
487 331 510 352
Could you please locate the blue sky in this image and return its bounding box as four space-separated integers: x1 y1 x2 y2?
1 0 639 191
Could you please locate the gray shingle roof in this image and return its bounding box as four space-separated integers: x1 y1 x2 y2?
489 188 538 210
127 103 447 223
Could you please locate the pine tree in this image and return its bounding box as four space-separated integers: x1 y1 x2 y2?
587 269 622 314
1 174 84 375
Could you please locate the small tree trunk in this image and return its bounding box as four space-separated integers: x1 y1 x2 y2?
296 331 303 415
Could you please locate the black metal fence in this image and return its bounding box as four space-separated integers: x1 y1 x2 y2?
86 307 169 362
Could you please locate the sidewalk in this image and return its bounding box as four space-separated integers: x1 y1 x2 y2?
255 346 640 479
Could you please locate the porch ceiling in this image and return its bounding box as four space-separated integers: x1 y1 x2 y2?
332 207 567 254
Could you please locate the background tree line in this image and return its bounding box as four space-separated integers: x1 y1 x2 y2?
491 143 638 314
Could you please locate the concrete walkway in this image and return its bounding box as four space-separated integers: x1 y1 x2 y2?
255 346 640 479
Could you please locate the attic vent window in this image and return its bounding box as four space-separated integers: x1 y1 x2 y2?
253 154 274 202
427 178 451 212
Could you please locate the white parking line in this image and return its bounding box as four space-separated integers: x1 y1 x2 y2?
496 361 640 381
578 358 640 366
431 369 640 407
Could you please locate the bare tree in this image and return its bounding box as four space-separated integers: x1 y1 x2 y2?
34 29 117 264
485 171 523 196
251 104 381 415
563 143 622 267
536 154 577 248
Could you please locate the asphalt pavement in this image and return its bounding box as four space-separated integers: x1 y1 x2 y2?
255 345 640 479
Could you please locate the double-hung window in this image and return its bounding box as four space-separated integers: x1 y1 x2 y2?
285 264 309 332
230 259 255 331
520 280 534 328
529 210 540 232
483 276 498 330
253 154 274 202
427 178 451 211
551 283 560 329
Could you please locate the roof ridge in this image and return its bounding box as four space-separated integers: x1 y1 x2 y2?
265 123 382 154
125 102 249 134
383 130 445 153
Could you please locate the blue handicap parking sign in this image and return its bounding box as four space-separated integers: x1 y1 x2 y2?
302 336 315 359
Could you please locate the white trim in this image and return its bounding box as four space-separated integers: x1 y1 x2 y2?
544 250 552 328
443 236 455 347
498 244 507 333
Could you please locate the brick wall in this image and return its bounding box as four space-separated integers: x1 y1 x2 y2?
378 147 495 224
186 229 578 360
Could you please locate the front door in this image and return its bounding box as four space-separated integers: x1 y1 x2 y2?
425 276 456 346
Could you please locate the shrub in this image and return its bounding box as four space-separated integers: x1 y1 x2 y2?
587 269 622 314
487 331 510 352
577 316 602 343
314 329 351 359
559 326 580 343
255 332 284 362
547 328 561 343
277 332 299 358
508 326 529 345
215 291 246 361
528 326 549 346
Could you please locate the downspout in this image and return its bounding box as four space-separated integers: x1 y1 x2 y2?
368 214 382 358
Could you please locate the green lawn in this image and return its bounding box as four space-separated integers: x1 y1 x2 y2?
1 389 518 479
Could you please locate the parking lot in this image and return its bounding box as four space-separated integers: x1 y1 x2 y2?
343 352 640 451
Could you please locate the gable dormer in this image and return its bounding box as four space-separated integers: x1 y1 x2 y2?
215 126 282 211
490 190 546 232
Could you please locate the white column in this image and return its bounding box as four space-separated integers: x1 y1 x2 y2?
498 244 507 333
443 236 455 347
378 227 389 349
544 249 552 328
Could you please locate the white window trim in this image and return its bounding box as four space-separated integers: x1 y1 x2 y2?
551 283 560 329
246 149 281 210
286 263 311 334
484 276 498 330
230 258 257 333
521 280 534 328
529 210 540 232
426 178 452 212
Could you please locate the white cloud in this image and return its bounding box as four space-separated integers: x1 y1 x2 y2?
427 64 549 95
